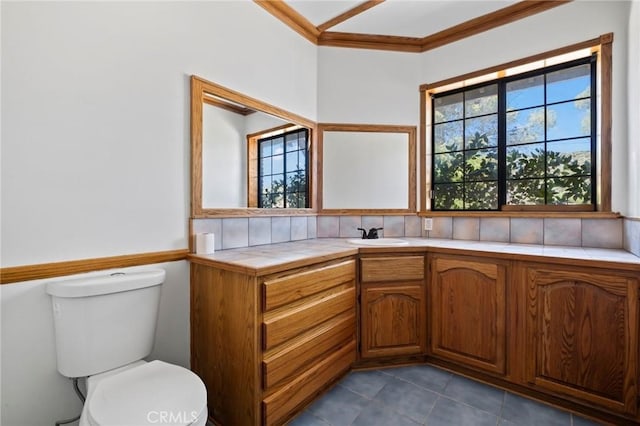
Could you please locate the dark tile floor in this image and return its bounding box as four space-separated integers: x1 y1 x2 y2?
287 365 604 426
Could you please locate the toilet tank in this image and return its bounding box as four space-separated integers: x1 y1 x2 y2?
46 269 166 378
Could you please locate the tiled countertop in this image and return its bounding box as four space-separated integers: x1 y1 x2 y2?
188 238 640 276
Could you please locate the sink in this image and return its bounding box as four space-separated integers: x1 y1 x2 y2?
347 238 409 246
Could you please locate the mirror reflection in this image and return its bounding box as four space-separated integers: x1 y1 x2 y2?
318 124 417 213
191 76 316 217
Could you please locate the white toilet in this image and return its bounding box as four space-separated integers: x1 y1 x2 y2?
46 269 207 426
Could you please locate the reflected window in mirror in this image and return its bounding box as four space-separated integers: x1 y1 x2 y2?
191 75 317 217
247 126 309 208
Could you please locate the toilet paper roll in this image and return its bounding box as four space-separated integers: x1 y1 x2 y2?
195 233 215 254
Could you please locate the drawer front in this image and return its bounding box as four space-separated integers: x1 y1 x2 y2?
262 340 356 426
263 285 355 350
263 260 355 311
361 256 424 282
263 312 355 390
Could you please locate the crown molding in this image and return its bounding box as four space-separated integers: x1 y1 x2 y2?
256 0 573 53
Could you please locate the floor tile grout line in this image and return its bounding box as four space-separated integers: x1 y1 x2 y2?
347 368 505 421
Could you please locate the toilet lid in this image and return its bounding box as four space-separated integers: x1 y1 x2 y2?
88 360 207 426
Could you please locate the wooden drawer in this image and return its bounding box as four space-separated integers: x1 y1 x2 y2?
262 284 355 350
262 340 356 426
263 260 355 311
360 256 424 282
262 311 355 390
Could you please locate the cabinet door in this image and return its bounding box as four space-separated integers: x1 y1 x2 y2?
523 265 638 416
360 284 426 358
430 255 507 375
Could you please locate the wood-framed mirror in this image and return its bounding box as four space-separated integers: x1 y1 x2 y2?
317 123 417 214
190 75 317 217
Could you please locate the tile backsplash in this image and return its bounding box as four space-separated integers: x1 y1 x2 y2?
192 215 634 253
624 218 640 256
192 216 317 251
426 216 624 249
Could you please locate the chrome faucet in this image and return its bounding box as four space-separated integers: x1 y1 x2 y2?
357 227 383 239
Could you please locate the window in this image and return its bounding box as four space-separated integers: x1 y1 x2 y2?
431 55 596 211
257 128 309 208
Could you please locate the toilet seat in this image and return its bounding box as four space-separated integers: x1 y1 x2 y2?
85 360 207 426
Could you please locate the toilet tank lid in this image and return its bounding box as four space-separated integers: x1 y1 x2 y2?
46 269 165 298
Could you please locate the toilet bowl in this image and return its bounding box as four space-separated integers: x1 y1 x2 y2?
80 360 207 426
46 269 208 426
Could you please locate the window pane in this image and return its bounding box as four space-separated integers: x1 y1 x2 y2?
434 121 463 153
434 92 463 123
547 177 591 204
506 143 545 179
271 192 284 208
465 115 497 148
465 148 498 181
260 176 272 194
286 152 298 172
547 101 590 140
507 179 545 205
547 138 591 177
506 107 545 145
298 150 306 169
272 154 283 174
285 133 298 151
260 141 272 157
260 157 271 175
286 171 305 192
272 138 284 155
270 174 284 195
506 75 544 110
433 183 464 210
465 181 498 210
547 64 591 104
465 84 497 118
434 152 463 183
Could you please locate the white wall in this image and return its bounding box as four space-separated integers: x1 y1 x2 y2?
1 2 317 425
318 48 421 124
418 0 631 214
202 103 247 208
628 0 640 217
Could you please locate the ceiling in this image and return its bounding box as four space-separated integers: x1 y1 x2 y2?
255 0 572 52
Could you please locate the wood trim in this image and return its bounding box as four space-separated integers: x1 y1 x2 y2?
254 0 320 44
317 1 385 32
191 76 204 218
0 249 189 284
190 75 318 218
317 123 417 214
420 34 610 92
191 209 316 219
501 204 594 212
419 0 572 53
599 35 613 212
259 0 571 53
318 32 423 52
420 90 427 212
203 95 255 116
247 136 259 208
420 34 614 216
418 211 621 219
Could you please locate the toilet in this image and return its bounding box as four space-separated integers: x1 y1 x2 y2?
46 269 207 426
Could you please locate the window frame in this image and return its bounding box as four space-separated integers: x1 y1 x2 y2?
255 127 310 209
430 55 597 212
419 33 614 216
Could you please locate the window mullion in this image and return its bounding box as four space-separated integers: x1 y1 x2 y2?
498 81 507 209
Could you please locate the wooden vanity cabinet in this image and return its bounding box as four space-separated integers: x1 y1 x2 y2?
191 257 357 426
359 255 427 359
519 262 639 416
428 254 508 376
